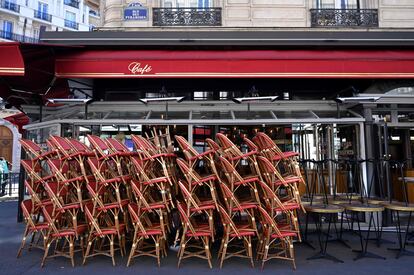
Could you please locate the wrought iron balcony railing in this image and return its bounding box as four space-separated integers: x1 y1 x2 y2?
34 10 52 22
64 19 79 30
310 9 378 28
0 30 39 43
0 0 20 13
64 0 79 9
153 8 222 27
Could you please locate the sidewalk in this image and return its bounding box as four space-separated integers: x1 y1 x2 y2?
1 200 413 275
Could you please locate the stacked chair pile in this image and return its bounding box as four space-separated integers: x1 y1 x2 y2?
17 129 304 269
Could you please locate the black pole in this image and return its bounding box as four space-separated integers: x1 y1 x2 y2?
17 131 27 223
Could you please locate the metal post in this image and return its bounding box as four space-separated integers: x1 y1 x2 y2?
187 124 193 146
383 123 393 225
17 131 27 223
166 101 169 120
247 102 251 120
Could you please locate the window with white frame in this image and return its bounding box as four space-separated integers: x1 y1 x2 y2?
161 0 212 8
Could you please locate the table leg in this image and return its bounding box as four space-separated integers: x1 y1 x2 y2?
387 211 414 258
307 213 343 263
353 211 386 261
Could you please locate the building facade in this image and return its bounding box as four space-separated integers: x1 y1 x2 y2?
0 0 97 43
100 0 414 29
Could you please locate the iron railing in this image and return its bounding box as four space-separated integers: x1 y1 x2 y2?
64 19 79 30
34 10 52 22
0 0 19 12
310 9 378 28
0 173 20 198
64 0 79 9
0 30 39 43
153 7 222 27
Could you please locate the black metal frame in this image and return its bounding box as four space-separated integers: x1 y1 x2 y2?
153 7 222 27
0 0 20 12
310 9 378 28
64 0 79 9
34 10 52 22
64 19 79 30
0 30 39 43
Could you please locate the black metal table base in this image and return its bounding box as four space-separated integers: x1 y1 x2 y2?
387 210 414 258
306 212 343 263
351 211 386 261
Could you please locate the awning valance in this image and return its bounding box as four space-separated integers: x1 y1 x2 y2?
0 43 24 76
55 49 414 79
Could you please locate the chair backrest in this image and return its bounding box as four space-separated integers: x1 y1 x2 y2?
21 159 43 182
176 201 197 236
177 180 200 209
218 181 243 212
127 203 150 238
130 180 152 209
84 202 103 235
243 137 258 152
216 133 243 158
205 138 220 152
21 199 37 228
67 138 90 152
47 159 69 182
257 156 285 183
218 156 244 185
217 204 240 236
175 135 198 160
105 138 129 153
87 134 109 156
257 205 283 237
87 157 107 182
130 157 153 183
20 139 42 159
49 136 73 153
176 158 203 183
42 203 61 234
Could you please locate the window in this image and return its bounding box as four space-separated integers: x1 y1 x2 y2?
65 11 76 22
161 0 212 8
38 2 48 14
33 28 39 39
316 0 359 9
2 21 13 39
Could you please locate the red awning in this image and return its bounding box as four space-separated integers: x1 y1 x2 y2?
0 43 24 76
55 49 414 79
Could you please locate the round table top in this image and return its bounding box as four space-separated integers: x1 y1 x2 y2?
304 203 345 213
367 198 389 205
344 203 384 212
329 199 362 206
383 201 414 212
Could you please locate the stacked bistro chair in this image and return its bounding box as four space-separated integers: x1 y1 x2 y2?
18 130 304 269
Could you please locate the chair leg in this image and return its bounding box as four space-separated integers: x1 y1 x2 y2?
83 238 93 265
110 235 116 266
69 237 75 267
247 236 254 268
127 237 139 267
262 242 270 270
17 226 29 258
220 235 229 269
204 237 212 269
41 240 52 268
156 236 161 267
177 238 186 268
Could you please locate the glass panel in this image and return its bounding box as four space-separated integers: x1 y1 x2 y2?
192 111 232 119
273 110 314 119
313 110 353 118
107 111 148 119
150 111 189 119
233 111 274 119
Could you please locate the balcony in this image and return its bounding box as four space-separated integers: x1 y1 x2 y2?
64 19 79 30
34 10 52 22
0 30 39 43
0 0 20 13
64 0 79 9
310 9 378 28
153 8 222 27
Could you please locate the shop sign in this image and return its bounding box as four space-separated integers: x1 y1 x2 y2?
124 2 148 20
128 62 152 75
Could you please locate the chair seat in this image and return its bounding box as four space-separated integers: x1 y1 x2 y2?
190 200 216 212
95 224 126 236
272 176 301 186
230 229 256 237
60 202 81 211
30 222 49 231
143 177 168 185
98 199 129 211
186 230 212 237
52 224 88 237
271 203 300 212
232 202 257 211
271 151 299 161
271 230 297 239
234 176 259 186
142 202 166 211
